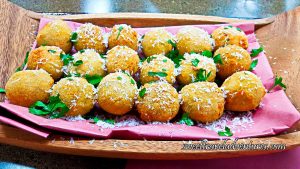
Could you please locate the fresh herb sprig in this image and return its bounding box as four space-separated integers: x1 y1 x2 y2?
139 88 146 98
73 60 83 66
29 95 69 119
166 39 184 68
16 51 30 72
179 113 194 126
60 53 74 65
93 117 115 125
84 74 103 86
195 69 211 82
48 50 56 54
70 32 78 43
0 88 5 93
218 126 233 137
148 71 168 77
267 75 286 93
116 26 124 39
249 59 258 71
200 51 223 64
250 46 264 57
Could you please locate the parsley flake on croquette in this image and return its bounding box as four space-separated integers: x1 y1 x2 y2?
179 113 194 126
249 59 258 71
139 88 146 98
191 58 200 67
48 49 56 54
116 26 124 39
73 60 83 66
70 32 78 43
60 53 74 65
213 54 223 64
195 69 211 82
148 71 168 77
218 126 233 137
201 50 213 58
84 74 103 86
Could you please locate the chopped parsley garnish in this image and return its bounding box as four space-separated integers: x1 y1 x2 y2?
163 59 167 63
148 71 168 77
267 75 286 93
137 81 142 88
73 60 83 66
236 27 242 32
0 88 5 93
84 74 103 86
250 46 264 57
29 94 69 119
117 76 122 80
93 116 100 123
141 34 145 39
93 117 115 125
140 58 146 63
147 56 157 63
79 49 85 53
162 68 167 72
100 54 106 59
139 88 146 98
130 78 136 85
16 51 29 72
166 39 184 68
66 73 81 77
190 51 197 54
60 53 74 65
48 50 56 54
249 59 258 71
218 126 233 137
201 50 212 58
195 69 211 82
191 58 200 67
179 113 194 126
116 26 124 39
224 25 233 29
70 32 78 43
213 54 223 64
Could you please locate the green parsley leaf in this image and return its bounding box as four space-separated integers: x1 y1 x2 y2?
137 81 142 88
162 68 167 72
163 59 167 63
84 74 103 86
236 27 242 32
117 76 122 80
167 39 176 48
73 60 83 66
16 51 30 72
166 40 184 68
104 119 115 125
70 32 78 43
267 75 287 93
48 50 56 54
148 71 168 77
250 46 264 57
100 54 106 59
195 69 211 82
79 49 85 53
93 117 100 123
116 26 124 39
147 56 157 63
179 113 194 126
60 53 74 65
141 35 145 39
201 50 212 58
224 25 233 29
190 51 197 54
139 88 146 98
249 59 258 71
130 78 136 85
213 54 223 64
191 58 200 67
218 126 233 137
0 88 5 93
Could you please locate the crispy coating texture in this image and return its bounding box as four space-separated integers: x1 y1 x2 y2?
140 54 176 84
180 82 225 123
74 23 107 54
137 82 180 122
27 46 64 80
214 45 251 79
221 71 266 111
36 20 72 53
176 26 214 55
141 28 174 57
106 46 140 75
97 72 137 115
211 26 248 50
108 24 138 51
51 77 95 116
5 70 54 107
67 49 106 77
177 53 216 85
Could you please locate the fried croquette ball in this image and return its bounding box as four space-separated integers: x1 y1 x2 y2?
137 82 180 122
5 70 54 107
214 45 251 79
141 28 174 57
97 72 137 115
36 20 72 53
221 71 266 111
51 77 95 116
176 26 214 55
211 26 248 50
180 82 225 123
73 23 107 54
106 46 140 75
177 53 216 85
27 46 64 80
67 49 106 77
140 54 176 84
108 24 138 51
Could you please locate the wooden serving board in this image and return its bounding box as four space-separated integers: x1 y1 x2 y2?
0 0 300 160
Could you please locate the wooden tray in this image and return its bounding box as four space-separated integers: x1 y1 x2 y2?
0 0 300 160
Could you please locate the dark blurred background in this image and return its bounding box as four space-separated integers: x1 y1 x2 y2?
9 0 300 19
